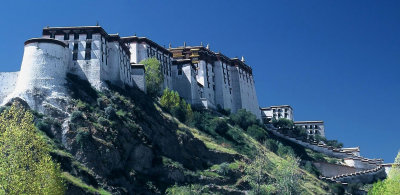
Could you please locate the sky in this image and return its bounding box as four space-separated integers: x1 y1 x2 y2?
0 0 399 162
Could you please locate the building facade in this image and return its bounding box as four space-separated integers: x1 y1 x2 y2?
261 105 294 123
0 25 261 120
42 26 142 90
294 121 325 137
169 45 261 119
121 36 173 90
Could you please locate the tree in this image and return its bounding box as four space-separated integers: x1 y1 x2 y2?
0 103 65 194
140 57 163 97
247 124 268 141
369 151 400 195
272 155 302 195
245 150 273 194
230 109 259 130
160 88 193 123
272 118 293 129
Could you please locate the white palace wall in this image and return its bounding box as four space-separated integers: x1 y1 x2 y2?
7 39 70 112
0 72 19 104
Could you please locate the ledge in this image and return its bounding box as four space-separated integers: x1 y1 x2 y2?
24 38 67 47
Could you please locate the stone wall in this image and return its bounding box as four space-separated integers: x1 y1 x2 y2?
0 72 19 105
7 38 70 114
314 162 357 177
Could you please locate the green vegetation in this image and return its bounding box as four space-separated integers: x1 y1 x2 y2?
140 57 164 97
12 73 332 194
0 103 65 194
160 88 193 123
272 118 343 148
369 151 400 195
62 172 111 195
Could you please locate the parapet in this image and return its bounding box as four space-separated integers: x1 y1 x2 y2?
24 38 67 47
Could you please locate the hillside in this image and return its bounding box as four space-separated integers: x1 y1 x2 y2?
9 73 331 194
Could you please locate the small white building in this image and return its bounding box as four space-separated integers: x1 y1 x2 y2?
260 105 294 123
294 121 325 137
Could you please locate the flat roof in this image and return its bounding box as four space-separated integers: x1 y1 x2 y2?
169 45 253 74
260 105 293 110
121 36 171 55
294 121 324 124
43 26 130 55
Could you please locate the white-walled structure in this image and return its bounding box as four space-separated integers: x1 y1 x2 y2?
0 25 261 120
121 36 173 90
294 121 325 137
261 105 294 122
4 38 70 113
169 45 261 119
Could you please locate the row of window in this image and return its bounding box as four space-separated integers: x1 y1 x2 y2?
303 125 320 129
272 108 291 112
72 42 92 60
147 48 171 76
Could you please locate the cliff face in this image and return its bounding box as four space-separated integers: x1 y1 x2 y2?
31 74 244 194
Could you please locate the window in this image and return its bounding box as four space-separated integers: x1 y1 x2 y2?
315 125 318 129
64 33 69 40
85 42 91 60
177 65 182 75
86 33 92 40
72 43 78 61
74 33 79 40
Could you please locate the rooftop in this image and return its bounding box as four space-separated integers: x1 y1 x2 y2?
294 121 324 124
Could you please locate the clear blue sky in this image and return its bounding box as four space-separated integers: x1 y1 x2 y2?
0 0 399 162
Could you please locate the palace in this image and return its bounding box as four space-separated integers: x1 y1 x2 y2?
0 26 260 119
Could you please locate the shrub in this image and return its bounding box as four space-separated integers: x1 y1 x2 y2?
210 118 229 135
272 118 294 129
264 139 278 153
70 111 83 122
226 128 246 145
36 119 53 138
97 117 110 126
247 124 267 141
217 105 231 116
0 106 6 113
105 106 116 120
325 139 343 148
190 112 206 131
330 183 345 194
217 162 230 176
75 128 91 148
230 109 259 130
312 153 326 162
160 88 193 123
277 142 295 157
303 161 320 176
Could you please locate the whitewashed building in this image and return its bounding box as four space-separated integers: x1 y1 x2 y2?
0 25 261 119
121 36 173 90
261 105 294 123
42 26 144 91
169 45 261 119
294 121 325 137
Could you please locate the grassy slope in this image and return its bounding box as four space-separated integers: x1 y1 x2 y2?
32 74 330 194
168 112 329 194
